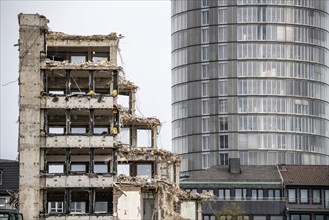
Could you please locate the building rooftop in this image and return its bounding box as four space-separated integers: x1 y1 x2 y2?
181 165 281 183
278 165 329 186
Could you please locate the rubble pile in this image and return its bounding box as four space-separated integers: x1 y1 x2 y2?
118 76 138 92
116 145 180 164
47 31 123 41
42 59 121 69
119 110 161 128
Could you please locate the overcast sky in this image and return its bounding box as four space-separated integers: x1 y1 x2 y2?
0 0 172 160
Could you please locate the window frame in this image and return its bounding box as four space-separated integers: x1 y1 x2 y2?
288 188 297 203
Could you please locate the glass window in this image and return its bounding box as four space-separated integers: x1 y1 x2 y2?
95 201 108 213
202 135 210 150
202 117 209 132
202 10 209 25
219 153 228 165
137 164 152 178
288 189 296 203
218 45 228 59
300 189 308 203
92 54 108 63
202 99 209 114
218 62 228 77
94 164 108 173
49 127 64 134
202 28 209 43
218 8 227 23
218 189 230 200
325 190 329 208
218 26 227 42
219 117 228 131
219 135 228 149
117 164 130 176
202 64 209 78
71 55 86 63
301 215 310 220
219 99 227 113
48 164 64 174
202 82 209 96
0 198 5 207
202 0 208 7
202 46 209 61
93 127 108 134
315 216 324 220
70 201 86 213
235 189 247 200
71 164 86 172
202 154 210 169
218 80 228 95
312 189 321 204
48 201 63 213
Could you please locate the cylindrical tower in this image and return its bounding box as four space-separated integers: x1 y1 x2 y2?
171 0 329 174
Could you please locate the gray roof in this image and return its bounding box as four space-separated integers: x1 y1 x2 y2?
181 165 281 183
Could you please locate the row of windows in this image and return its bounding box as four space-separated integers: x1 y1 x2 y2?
47 163 153 179
172 61 328 86
172 13 187 33
174 132 329 155
202 152 229 168
173 114 329 137
288 188 329 208
174 78 329 101
173 43 328 69
179 150 329 171
238 133 329 154
238 115 329 136
237 61 328 84
238 97 328 118
173 96 328 122
238 7 328 30
238 43 328 65
186 188 282 200
237 25 328 47
237 0 329 11
238 79 328 101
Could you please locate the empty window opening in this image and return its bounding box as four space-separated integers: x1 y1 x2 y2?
70 70 89 94
117 95 129 107
70 110 89 135
46 70 66 94
94 71 112 94
47 52 66 61
117 127 130 145
47 109 66 135
137 164 152 179
94 110 111 135
117 164 130 176
92 53 109 64
137 129 152 148
70 54 87 64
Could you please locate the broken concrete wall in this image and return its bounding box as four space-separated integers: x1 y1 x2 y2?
116 187 142 220
18 13 48 220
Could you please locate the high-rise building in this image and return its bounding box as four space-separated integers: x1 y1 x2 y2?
171 0 329 174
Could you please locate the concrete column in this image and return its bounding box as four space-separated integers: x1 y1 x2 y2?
18 13 48 219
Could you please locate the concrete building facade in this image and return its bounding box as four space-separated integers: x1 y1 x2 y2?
171 0 329 174
18 13 206 220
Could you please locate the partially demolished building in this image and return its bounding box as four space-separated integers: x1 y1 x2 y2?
18 14 209 220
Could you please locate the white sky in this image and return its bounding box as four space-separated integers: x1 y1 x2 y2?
0 0 172 160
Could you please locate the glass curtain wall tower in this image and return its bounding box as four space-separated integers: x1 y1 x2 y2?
171 0 329 174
